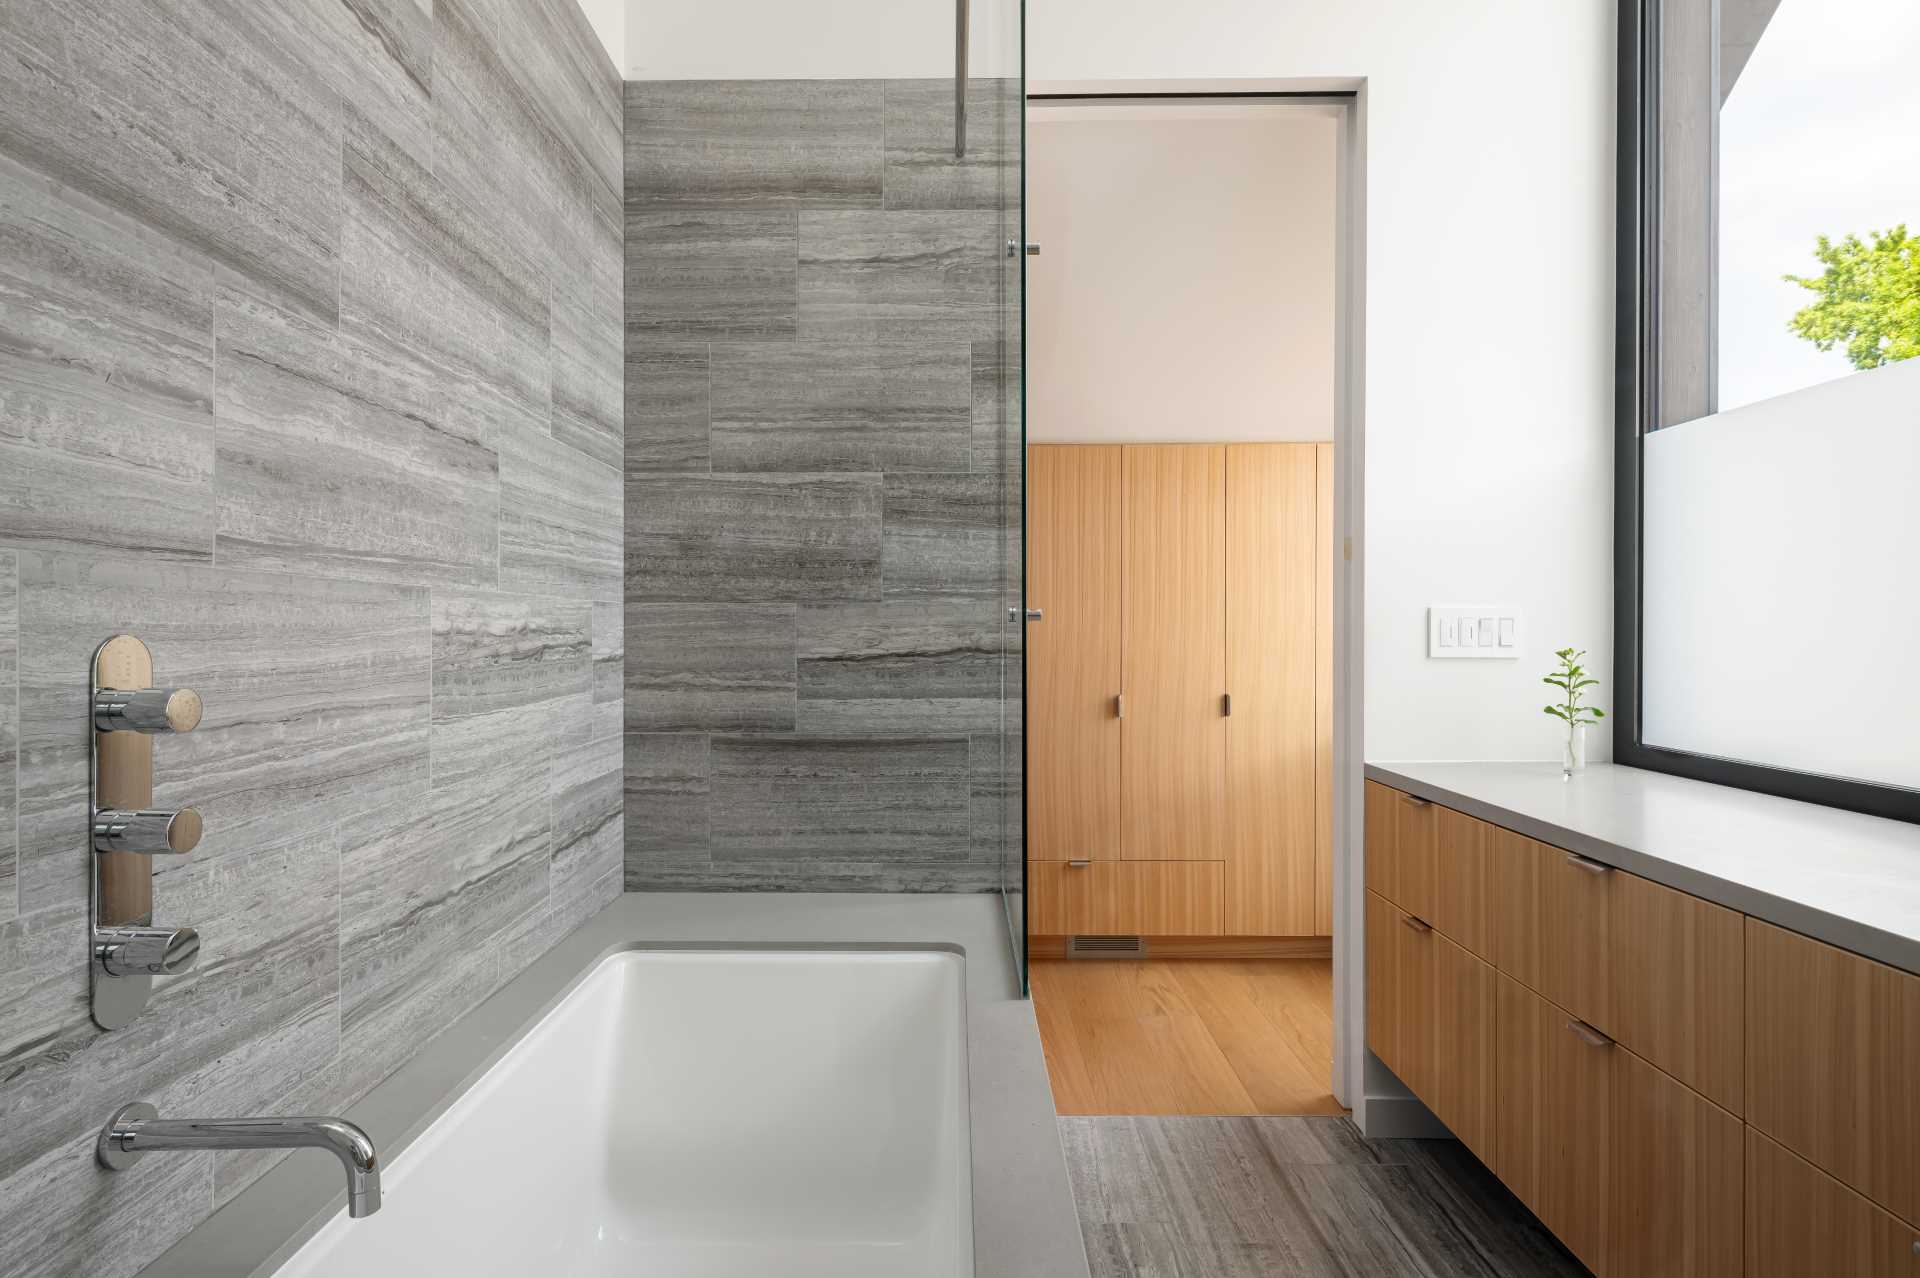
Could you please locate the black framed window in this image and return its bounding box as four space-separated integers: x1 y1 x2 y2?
1616 0 1920 824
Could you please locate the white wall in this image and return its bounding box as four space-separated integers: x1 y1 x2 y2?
1644 357 1920 790
582 0 1022 80
1027 104 1338 443
1031 2 1617 767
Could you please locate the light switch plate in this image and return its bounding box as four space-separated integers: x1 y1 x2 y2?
1429 606 1524 660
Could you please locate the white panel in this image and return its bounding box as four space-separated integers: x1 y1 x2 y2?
1644 357 1920 789
1027 106 1339 443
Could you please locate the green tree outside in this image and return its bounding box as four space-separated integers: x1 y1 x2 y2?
1784 225 1920 371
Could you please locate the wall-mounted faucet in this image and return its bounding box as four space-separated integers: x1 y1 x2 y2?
90 634 204 1030
97 1103 382 1217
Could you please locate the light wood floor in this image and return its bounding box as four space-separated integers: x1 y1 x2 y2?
1031 958 1343 1116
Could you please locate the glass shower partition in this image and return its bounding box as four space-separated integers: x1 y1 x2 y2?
981 0 1028 993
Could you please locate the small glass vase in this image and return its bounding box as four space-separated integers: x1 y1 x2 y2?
1562 722 1587 778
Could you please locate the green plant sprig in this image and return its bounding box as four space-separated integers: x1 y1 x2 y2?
1543 647 1606 727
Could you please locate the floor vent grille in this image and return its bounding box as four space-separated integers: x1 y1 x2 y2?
1067 935 1146 959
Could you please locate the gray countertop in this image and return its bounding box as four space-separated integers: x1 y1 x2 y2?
1365 761 1920 975
143 892 1088 1278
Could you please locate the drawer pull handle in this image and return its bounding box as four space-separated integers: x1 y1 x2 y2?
1399 795 1431 808
1068 859 1091 868
1564 851 1612 875
1565 1019 1613 1049
1400 914 1432 933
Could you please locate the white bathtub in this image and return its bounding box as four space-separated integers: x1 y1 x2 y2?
275 947 972 1278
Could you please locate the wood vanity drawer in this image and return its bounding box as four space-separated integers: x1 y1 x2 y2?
1363 781 1437 922
1609 871 1745 1115
1609 1048 1743 1278
1490 829 1612 1034
1746 917 1920 1222
1366 889 1495 1165
1746 1128 1920 1278
1028 860 1223 936
1434 804 1495 961
1494 973 1611 1275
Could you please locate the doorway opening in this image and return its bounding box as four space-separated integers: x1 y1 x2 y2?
1021 92 1357 1119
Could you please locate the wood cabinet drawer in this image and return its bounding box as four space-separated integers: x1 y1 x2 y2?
1609 871 1744 1115
1028 860 1224 936
1609 1049 1742 1278
1432 927 1496 1166
1746 1128 1920 1278
1363 781 1436 921
1491 830 1612 1033
1746 918 1920 1222
1434 805 1494 961
1366 889 1494 1165
1494 973 1611 1275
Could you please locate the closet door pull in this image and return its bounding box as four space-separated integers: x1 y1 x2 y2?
1115 692 1124 719
1223 692 1232 716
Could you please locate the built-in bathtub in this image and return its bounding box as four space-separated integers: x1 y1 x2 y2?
277 948 971 1278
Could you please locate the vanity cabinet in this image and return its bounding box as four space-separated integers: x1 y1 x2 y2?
1365 781 1920 1277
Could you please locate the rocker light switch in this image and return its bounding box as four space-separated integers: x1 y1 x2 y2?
1428 607 1524 660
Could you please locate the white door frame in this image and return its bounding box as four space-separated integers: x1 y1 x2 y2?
1027 78 1375 1126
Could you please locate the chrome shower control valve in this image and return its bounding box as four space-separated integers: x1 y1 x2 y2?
93 685 202 733
95 926 200 977
92 807 202 855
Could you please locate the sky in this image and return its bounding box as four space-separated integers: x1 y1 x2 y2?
1716 0 1920 412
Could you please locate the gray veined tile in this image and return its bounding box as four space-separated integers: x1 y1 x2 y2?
625 210 798 342
337 782 550 1100
709 343 972 472
430 588 589 795
625 473 882 603
14 553 430 920
213 292 501 588
709 736 971 861
971 732 1013 871
431 0 568 285
884 79 1019 211
550 730 623 906
797 210 1002 343
233 0 435 170
0 0 341 324
340 111 551 450
0 1129 209 1278
501 0 624 208
551 269 625 472
0 552 15 923
883 472 1002 599
624 341 711 472
625 604 796 732
623 856 997 894
496 427 624 601
971 338 1021 472
591 601 624 743
0 828 340 1190
796 600 1002 736
623 733 711 872
624 80 884 209
0 154 215 564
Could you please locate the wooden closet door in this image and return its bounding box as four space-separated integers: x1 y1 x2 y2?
1027 445 1124 862
1223 443 1319 934
1121 444 1226 861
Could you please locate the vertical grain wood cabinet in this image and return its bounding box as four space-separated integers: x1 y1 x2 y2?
1026 442 1332 938
1365 783 1770 1277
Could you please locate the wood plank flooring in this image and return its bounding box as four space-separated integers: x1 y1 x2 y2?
1032 958 1342 1116
1061 1116 1590 1278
